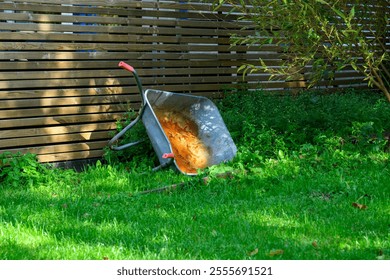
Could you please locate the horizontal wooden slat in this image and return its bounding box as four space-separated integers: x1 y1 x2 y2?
0 75 246 90
0 67 240 81
0 83 225 101
0 67 364 83
0 50 274 63
37 149 105 162
0 112 129 129
0 12 244 29
0 123 116 139
2 141 108 156
0 22 245 36
1 146 106 162
0 86 132 100
0 104 129 119
0 95 138 109
0 42 243 52
0 32 232 45
0 131 111 149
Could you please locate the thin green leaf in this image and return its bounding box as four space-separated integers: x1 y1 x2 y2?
332 7 346 19
349 5 355 21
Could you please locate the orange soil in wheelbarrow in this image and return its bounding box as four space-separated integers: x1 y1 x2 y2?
155 110 210 174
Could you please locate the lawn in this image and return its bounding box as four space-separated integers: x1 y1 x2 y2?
0 88 389 260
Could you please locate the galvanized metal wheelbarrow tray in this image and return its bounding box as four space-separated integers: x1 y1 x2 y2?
108 61 237 175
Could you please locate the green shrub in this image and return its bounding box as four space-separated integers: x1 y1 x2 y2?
0 152 48 188
218 88 390 162
214 0 390 101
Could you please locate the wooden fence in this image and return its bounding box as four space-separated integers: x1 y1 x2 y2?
0 0 367 163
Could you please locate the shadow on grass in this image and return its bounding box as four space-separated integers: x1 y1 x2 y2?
1 165 389 260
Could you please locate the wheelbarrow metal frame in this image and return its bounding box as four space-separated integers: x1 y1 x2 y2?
108 61 237 175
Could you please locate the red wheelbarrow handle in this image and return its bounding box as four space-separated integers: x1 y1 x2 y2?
118 61 135 73
118 61 143 97
108 61 145 150
162 153 175 159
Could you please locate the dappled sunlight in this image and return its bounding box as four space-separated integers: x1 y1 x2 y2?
1 164 389 260
0 221 57 253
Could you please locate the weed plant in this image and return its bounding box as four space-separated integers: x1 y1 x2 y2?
103 110 155 167
0 88 389 260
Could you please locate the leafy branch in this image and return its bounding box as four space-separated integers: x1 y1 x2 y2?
214 0 390 101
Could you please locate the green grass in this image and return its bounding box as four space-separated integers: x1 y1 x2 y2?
1 89 389 260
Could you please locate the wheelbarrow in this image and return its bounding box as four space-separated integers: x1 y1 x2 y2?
108 61 237 175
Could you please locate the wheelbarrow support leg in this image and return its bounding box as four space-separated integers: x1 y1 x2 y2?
108 62 146 151
152 158 174 172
